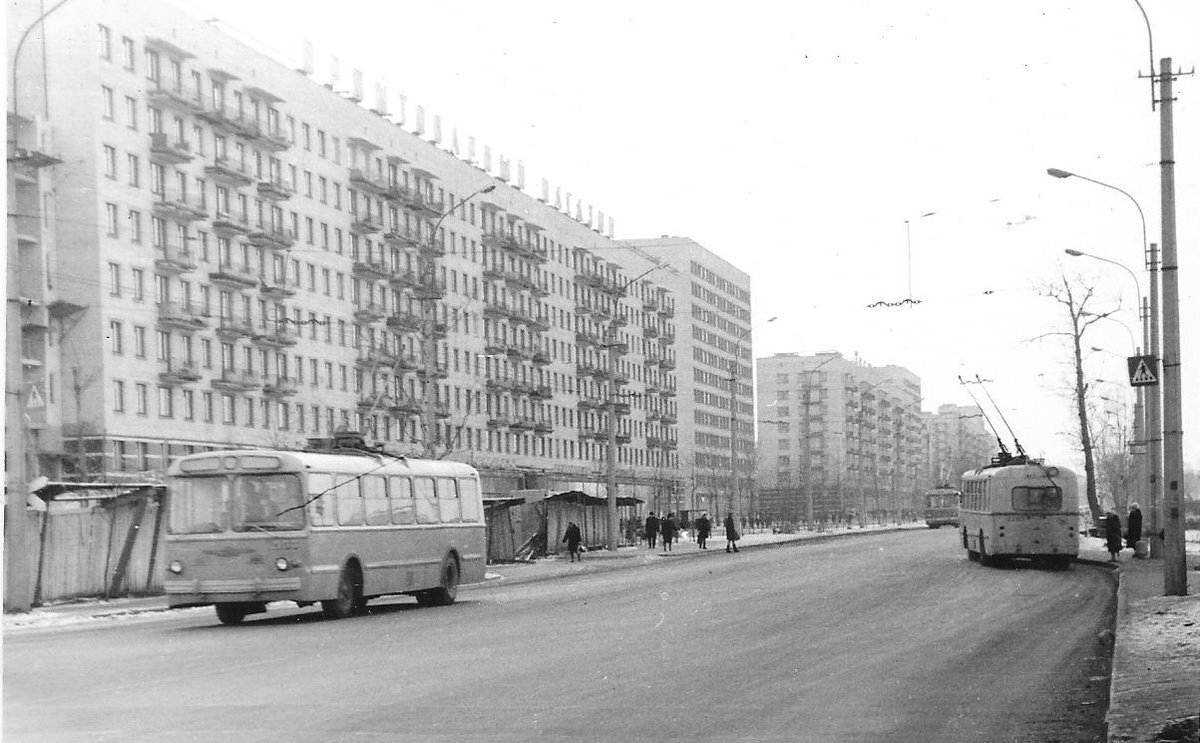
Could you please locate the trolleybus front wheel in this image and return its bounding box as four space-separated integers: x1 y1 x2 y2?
322 562 363 619
417 554 459 607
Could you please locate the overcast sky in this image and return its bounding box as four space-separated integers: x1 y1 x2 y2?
171 0 1198 470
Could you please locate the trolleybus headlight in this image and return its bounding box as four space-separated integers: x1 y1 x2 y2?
168 560 184 575
275 557 290 571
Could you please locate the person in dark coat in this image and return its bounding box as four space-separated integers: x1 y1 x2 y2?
695 513 712 549
1104 511 1123 561
562 521 583 562
724 513 739 553
1126 503 1143 553
644 512 659 549
660 512 678 552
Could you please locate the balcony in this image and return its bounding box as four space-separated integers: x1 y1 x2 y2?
647 436 665 449
644 326 660 339
149 133 193 165
661 386 677 398
152 195 207 222
576 363 606 379
348 168 387 195
575 331 601 348
262 377 299 397
146 84 203 115
486 378 517 394
156 301 207 331
386 312 421 332
353 302 387 324
215 315 255 339
352 260 390 282
418 237 446 258
643 296 661 312
355 347 401 368
211 211 252 237
204 157 254 187
256 179 293 201
350 215 383 235
154 244 198 274
391 396 422 416
508 417 535 432
383 229 420 248
211 370 260 392
416 363 449 381
660 332 676 345
413 278 447 302
357 394 397 412
659 305 675 319
661 413 678 426
252 326 298 348
660 357 676 370
246 226 296 252
531 350 551 366
604 400 632 416
208 264 258 290
481 233 520 252
487 415 513 429
533 420 553 434
244 121 291 152
158 359 201 385
388 270 421 290
530 385 553 400
196 105 237 132
578 270 625 296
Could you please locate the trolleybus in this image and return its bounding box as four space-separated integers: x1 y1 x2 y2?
923 487 961 528
959 455 1079 569
164 448 486 624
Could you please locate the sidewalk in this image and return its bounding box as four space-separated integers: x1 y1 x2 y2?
7 525 1197 743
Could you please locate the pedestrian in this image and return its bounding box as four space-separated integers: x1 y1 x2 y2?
562 521 583 562
1104 510 1123 561
695 512 711 549
724 513 740 553
1126 503 1143 555
660 512 677 552
645 512 659 549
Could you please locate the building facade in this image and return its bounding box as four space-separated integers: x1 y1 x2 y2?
7 0 681 501
754 352 926 523
618 237 754 522
925 403 995 488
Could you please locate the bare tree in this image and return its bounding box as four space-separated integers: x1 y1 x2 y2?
1034 272 1121 524
1091 398 1135 515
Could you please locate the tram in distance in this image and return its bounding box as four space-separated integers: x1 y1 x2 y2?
922 486 961 528
959 452 1080 569
164 445 486 625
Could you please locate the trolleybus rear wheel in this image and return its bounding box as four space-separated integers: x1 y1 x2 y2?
417 554 459 607
215 603 247 625
322 563 363 619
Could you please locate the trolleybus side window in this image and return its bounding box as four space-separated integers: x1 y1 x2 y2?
363 475 389 526
459 477 481 523
336 478 363 525
307 473 337 527
1012 485 1062 511
388 476 415 525
169 476 229 534
413 476 438 524
437 477 461 523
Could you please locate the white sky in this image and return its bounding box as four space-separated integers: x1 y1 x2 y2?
171 0 1198 470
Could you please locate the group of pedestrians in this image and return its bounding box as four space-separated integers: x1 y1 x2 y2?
1103 502 1144 562
643 512 740 553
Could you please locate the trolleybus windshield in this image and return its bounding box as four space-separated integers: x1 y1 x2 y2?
169 474 306 534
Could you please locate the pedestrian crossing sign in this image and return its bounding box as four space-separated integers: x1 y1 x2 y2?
1127 355 1158 387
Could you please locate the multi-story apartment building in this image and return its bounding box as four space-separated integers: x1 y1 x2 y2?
754 352 925 523
7 0 680 500
925 403 995 488
617 237 753 521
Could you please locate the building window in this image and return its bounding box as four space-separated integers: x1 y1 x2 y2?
121 37 135 70
133 326 146 358
158 387 173 418
127 153 140 187
103 144 117 177
222 394 236 424
112 380 126 412
182 390 194 420
125 96 138 129
203 392 214 422
108 262 121 295
131 268 144 301
98 25 112 60
128 210 142 243
135 383 148 415
145 50 161 83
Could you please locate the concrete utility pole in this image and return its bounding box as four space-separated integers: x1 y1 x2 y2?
419 184 493 458
605 266 661 551
1145 248 1162 558
1155 58 1189 596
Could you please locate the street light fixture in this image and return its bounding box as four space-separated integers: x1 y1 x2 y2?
419 184 495 458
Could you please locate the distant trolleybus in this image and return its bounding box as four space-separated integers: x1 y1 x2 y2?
959 456 1079 569
164 449 486 624
923 487 961 528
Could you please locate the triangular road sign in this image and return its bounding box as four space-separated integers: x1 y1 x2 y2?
26 384 45 409
1127 355 1158 387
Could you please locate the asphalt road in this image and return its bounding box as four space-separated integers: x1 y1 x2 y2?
4 529 1114 742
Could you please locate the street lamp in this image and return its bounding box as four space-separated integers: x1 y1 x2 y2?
802 354 838 530
604 266 664 551
1050 168 1165 563
728 316 777 526
419 184 495 458
1063 249 1143 325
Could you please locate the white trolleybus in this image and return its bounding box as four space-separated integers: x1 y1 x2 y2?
164 444 486 624
959 453 1080 569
